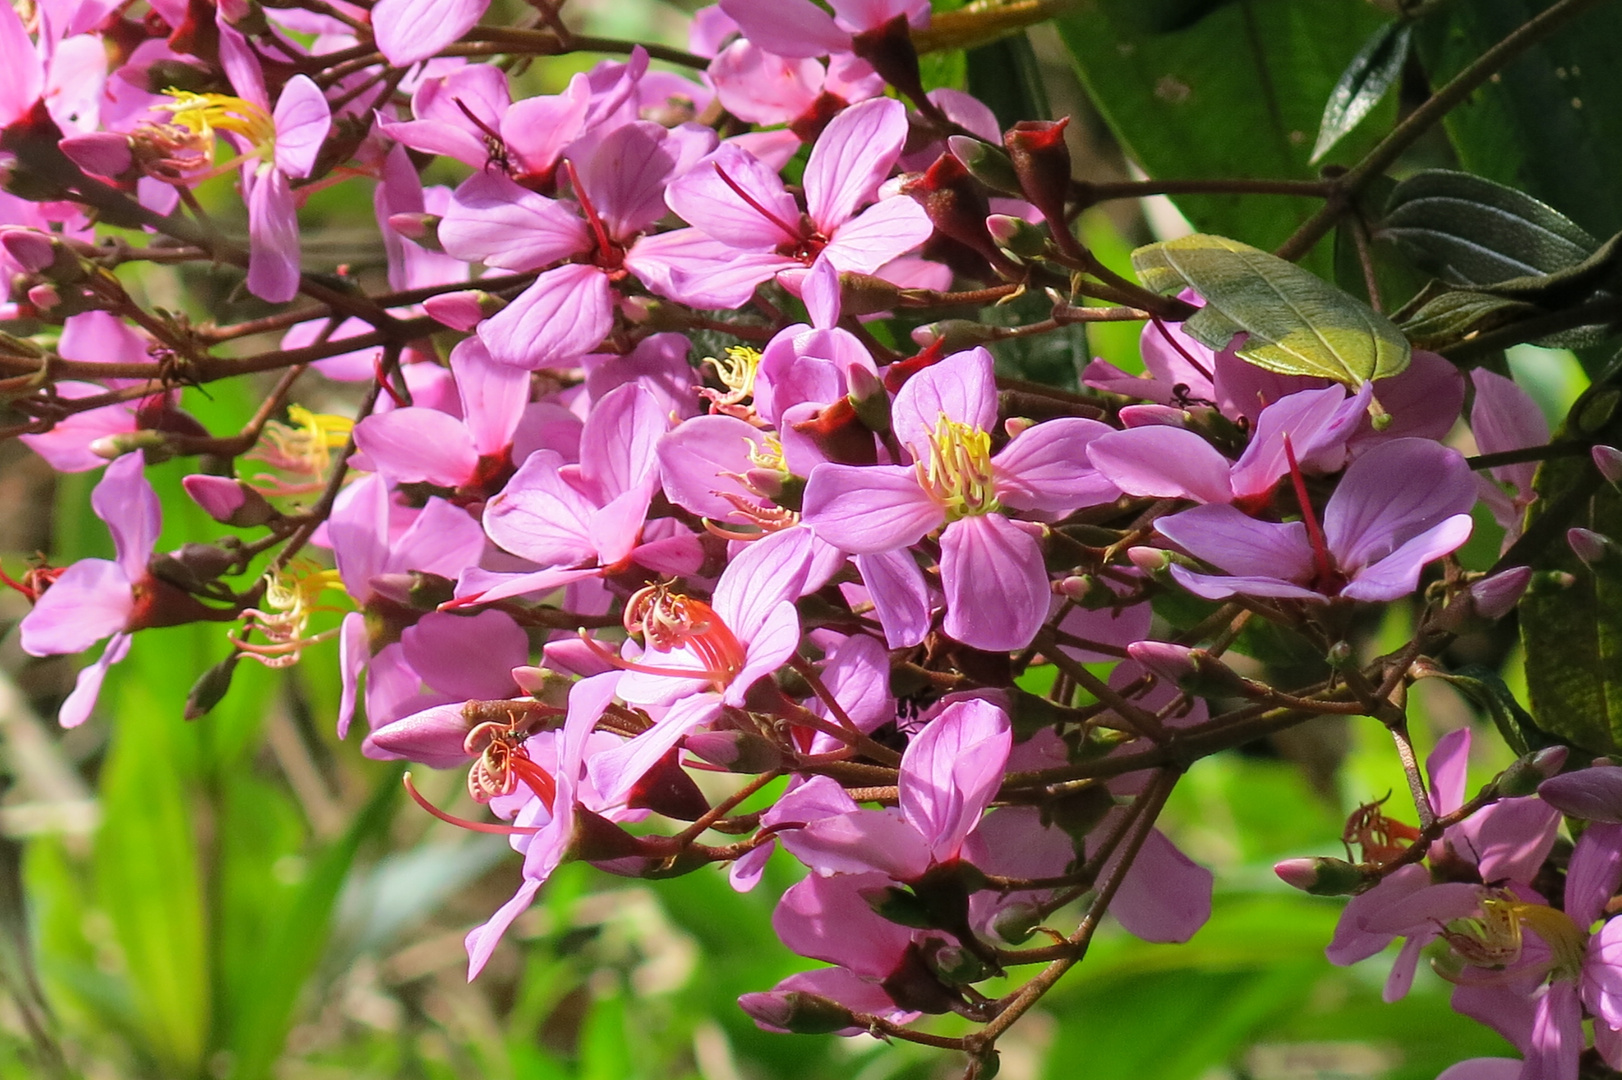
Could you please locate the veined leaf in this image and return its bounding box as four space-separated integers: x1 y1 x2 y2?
1311 21 1412 165
1381 170 1598 285
1131 234 1411 385
1393 286 1541 351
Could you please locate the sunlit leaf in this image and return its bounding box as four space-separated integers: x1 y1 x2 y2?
1132 234 1411 385
1311 21 1412 165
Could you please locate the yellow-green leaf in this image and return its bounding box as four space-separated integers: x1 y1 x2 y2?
1131 234 1412 386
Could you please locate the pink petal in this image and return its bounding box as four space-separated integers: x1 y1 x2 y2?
588 694 723 808
483 450 599 567
657 414 769 520
1324 438 1477 572
478 263 613 370
1426 727 1471 816
0 2 42 126
801 463 942 554
666 143 800 249
388 497 487 580
802 254 841 330
401 609 527 701
891 347 996 452
939 514 1049 653
57 632 131 729
17 559 132 656
822 197 934 275
855 549 931 649
719 0 850 58
708 41 822 126
579 384 664 504
573 121 686 239
94 451 161 582
1339 514 1473 602
992 417 1121 513
714 527 815 640
373 0 491 67
900 698 1010 860
1109 826 1213 943
1087 426 1234 504
724 598 802 706
244 167 301 304
804 97 907 233
271 75 331 179
352 408 478 487
441 171 589 271
450 337 528 456
1156 504 1316 583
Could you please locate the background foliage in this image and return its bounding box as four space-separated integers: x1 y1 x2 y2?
1 0 1614 1076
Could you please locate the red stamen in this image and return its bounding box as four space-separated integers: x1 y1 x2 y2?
509 755 558 812
403 773 543 835
711 162 801 242
374 354 409 407
577 631 732 690
1283 434 1337 590
1151 316 1214 382
0 564 37 602
563 159 616 264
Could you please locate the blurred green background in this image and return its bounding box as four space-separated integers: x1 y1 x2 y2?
2 0 1607 1076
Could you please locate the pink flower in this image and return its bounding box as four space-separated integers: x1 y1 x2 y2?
802 346 1118 651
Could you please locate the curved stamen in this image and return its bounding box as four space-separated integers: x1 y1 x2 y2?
563 158 616 263
1282 434 1337 591
403 773 543 835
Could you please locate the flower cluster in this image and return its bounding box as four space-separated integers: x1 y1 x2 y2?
2 2 1620 1077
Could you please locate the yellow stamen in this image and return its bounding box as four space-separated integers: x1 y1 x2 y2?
160 90 276 154
233 560 348 667
701 346 762 416
915 412 999 520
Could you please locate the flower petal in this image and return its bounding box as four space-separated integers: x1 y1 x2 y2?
939 514 1049 652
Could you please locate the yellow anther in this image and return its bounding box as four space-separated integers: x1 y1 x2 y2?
160 90 276 153
234 559 348 668
747 432 785 473
702 346 762 411
251 405 353 492
1438 892 1587 982
915 412 998 521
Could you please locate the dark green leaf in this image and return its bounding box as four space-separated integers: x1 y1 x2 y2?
1381 170 1598 284
1519 456 1622 753
1055 0 1393 272
1422 666 1552 757
1393 285 1542 350
965 32 1048 131
1311 22 1412 165
1132 234 1412 385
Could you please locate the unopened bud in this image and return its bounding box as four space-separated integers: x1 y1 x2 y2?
908 319 1001 351
1568 527 1614 568
1273 856 1368 896
849 15 927 110
90 430 175 462
1576 387 1620 436
369 570 456 611
150 543 237 590
1326 641 1354 668
684 730 786 773
861 884 936 929
25 282 63 313
387 211 444 250
1 229 58 274
1540 764 1622 823
59 132 135 179
1126 546 1172 575
834 271 904 317
182 474 278 528
928 944 995 985
738 990 856 1035
990 900 1043 945
1492 746 1569 798
1126 641 1246 696
1004 118 1073 228
1528 568 1577 594
1594 445 1622 489
626 747 710 821
846 363 891 435
423 290 501 331
902 152 1011 274
1436 566 1533 630
184 652 240 720
987 213 1049 260
946 135 1022 197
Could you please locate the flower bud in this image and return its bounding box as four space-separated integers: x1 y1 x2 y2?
182 474 279 528
834 271 905 317
738 991 857 1035
1540 764 1622 822
387 211 444 250
1594 445 1622 489
368 570 456 611
684 730 785 773
1 229 57 274
1326 641 1354 668
861 884 936 929
845 363 891 435
1127 641 1247 696
150 542 238 590
184 652 239 720
1126 546 1172 575
423 290 501 331
902 153 1015 276
927 943 996 985
626 747 710 821
90 429 176 463
946 136 1022 197
1273 856 1369 896
363 702 477 767
1568 527 1614 568
1435 566 1533 631
986 213 1048 259
908 319 1001 351
990 900 1043 945
59 132 136 179
1491 746 1569 798
850 15 927 109
1004 118 1073 229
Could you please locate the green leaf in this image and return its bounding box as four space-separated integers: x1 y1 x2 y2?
1421 666 1553 757
93 668 210 1073
965 31 1048 131
1054 0 1393 271
1311 21 1412 165
222 769 399 1080
1392 285 1542 350
1131 234 1412 385
1518 455 1622 753
1381 170 1598 284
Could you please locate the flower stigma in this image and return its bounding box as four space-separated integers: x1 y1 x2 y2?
916 412 998 520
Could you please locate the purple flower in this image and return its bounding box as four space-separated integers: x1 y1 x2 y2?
1155 437 1477 603
17 453 157 727
802 347 1118 651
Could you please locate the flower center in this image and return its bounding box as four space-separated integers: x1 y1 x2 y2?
160 91 276 158
585 582 749 691
702 346 762 419
1438 891 1587 982
915 412 998 520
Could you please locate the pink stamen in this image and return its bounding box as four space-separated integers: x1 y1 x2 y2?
711 163 801 242
403 773 543 835
1151 316 1214 382
563 158 616 263
1282 434 1337 589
